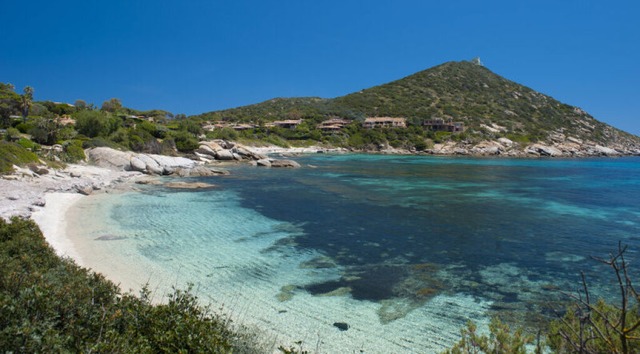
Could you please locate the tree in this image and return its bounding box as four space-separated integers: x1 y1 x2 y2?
74 99 87 111
0 83 20 127
20 86 33 123
101 98 122 113
74 110 118 138
548 243 640 353
29 117 59 145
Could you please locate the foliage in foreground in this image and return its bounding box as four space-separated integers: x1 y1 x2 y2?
443 243 640 354
0 217 259 353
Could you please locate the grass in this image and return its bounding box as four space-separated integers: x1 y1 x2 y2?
0 141 40 174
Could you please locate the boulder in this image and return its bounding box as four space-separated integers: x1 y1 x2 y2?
148 154 196 170
594 145 620 156
174 166 230 177
164 181 217 189
256 159 272 167
333 322 350 331
497 137 514 147
214 149 235 161
76 185 94 196
86 147 134 170
196 144 217 158
527 144 562 157
129 156 148 173
270 159 301 168
135 154 164 175
233 145 267 160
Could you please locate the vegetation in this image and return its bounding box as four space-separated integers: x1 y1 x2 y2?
2 59 639 170
192 60 640 149
0 217 262 353
0 141 40 173
442 243 640 354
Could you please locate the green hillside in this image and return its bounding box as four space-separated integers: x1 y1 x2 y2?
193 60 639 148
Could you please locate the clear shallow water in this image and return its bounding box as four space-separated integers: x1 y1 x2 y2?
73 155 640 352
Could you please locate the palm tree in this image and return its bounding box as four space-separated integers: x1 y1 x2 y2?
20 86 33 123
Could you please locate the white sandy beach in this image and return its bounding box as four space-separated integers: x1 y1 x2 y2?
31 192 85 261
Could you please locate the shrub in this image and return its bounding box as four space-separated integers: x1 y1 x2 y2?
442 318 539 354
0 218 262 353
62 140 86 163
16 137 39 151
0 141 40 173
171 131 199 152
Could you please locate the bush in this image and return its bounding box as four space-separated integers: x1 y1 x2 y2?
0 218 262 353
16 138 39 151
0 141 40 173
171 131 199 153
74 110 118 138
62 140 86 163
442 318 539 354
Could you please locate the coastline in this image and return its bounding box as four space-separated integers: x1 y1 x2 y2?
31 192 85 262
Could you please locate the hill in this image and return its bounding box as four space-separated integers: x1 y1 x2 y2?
193 60 640 155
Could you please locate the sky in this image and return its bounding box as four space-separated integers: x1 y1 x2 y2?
1 1 639 134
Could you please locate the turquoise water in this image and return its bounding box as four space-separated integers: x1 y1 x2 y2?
75 155 640 352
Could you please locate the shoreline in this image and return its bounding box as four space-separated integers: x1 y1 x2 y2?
31 192 85 262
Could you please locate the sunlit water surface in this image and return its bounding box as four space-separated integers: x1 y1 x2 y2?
72 155 640 352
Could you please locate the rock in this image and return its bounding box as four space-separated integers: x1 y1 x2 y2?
233 145 267 160
7 195 19 201
174 166 230 177
70 171 82 178
135 154 164 175
256 159 272 167
164 181 217 189
214 149 235 161
270 159 301 168
2 175 19 180
32 198 46 207
472 141 503 155
27 164 50 175
135 178 163 185
76 185 94 195
527 144 562 157
86 147 134 170
148 154 196 171
594 145 620 156
129 156 148 173
333 322 350 331
497 137 514 147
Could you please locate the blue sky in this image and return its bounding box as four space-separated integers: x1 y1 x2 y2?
1 1 639 134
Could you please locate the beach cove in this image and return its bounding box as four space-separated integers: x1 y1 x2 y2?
6 153 640 352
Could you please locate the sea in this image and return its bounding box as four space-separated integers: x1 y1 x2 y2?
69 154 640 353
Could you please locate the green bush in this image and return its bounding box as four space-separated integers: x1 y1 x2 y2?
14 122 33 134
62 140 86 163
0 218 261 353
171 131 199 153
16 137 39 151
442 318 538 354
0 141 40 173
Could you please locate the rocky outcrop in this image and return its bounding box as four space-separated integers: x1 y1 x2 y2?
163 181 217 189
268 159 301 168
86 147 197 175
419 133 640 158
526 144 563 157
195 140 267 162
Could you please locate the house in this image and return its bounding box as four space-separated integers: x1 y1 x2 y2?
317 118 351 132
423 118 464 132
57 115 76 126
267 119 303 129
363 117 407 129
